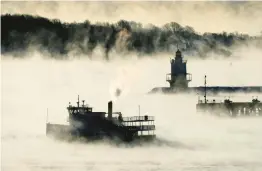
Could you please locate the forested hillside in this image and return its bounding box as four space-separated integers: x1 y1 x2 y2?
1 14 261 59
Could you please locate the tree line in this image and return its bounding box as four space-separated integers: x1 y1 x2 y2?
1 14 259 59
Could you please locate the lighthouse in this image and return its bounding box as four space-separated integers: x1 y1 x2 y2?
166 49 192 90
149 47 262 94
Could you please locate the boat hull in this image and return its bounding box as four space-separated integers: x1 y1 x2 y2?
46 123 156 143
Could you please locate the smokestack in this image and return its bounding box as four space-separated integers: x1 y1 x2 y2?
108 101 113 120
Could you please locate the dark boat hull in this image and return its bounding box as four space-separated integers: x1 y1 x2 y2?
46 123 156 143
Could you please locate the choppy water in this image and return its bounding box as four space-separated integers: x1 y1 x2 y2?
2 53 262 171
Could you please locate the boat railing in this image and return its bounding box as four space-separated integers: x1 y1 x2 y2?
133 125 155 131
122 115 154 122
122 122 155 131
110 117 155 131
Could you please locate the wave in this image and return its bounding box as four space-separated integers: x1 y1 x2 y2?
1 14 262 60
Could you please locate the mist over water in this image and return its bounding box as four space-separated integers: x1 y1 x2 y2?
2 49 262 171
2 1 262 170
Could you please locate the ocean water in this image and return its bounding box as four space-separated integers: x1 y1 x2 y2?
2 51 262 171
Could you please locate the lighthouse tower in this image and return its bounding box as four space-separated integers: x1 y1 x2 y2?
166 49 192 90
